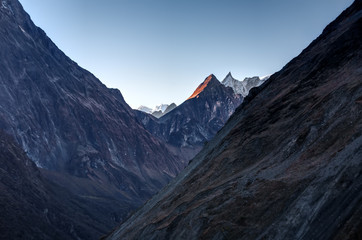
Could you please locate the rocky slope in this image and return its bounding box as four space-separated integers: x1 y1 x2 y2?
0 130 132 239
135 74 243 163
107 1 362 239
0 0 183 237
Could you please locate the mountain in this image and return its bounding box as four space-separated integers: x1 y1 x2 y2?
135 73 267 163
0 0 184 237
222 72 270 97
106 1 362 239
153 103 170 113
137 103 177 118
137 105 152 114
135 74 243 163
163 103 177 115
151 103 177 118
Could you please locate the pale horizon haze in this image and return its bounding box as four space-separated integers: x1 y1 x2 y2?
19 0 353 109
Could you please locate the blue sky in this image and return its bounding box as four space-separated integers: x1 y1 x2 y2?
19 0 353 108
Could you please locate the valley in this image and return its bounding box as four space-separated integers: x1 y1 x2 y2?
0 0 361 239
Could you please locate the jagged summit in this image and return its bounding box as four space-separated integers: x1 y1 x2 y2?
222 71 237 84
225 71 233 78
187 74 220 100
222 72 269 97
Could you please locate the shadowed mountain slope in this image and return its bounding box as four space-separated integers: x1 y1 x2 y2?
0 130 133 240
0 0 183 237
107 1 362 239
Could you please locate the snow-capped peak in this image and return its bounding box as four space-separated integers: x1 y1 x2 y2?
153 104 169 113
222 72 270 97
137 103 174 115
137 105 152 114
222 72 237 85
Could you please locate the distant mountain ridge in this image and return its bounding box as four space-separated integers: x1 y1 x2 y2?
137 72 268 116
222 72 270 97
137 103 177 118
135 73 270 163
137 105 153 114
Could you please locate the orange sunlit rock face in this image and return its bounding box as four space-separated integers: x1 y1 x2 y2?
187 74 215 100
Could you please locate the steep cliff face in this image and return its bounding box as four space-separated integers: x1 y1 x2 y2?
107 1 362 239
0 0 184 235
135 74 243 163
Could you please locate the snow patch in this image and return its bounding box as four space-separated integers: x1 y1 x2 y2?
260 74 271 81
18 25 32 39
18 25 26 33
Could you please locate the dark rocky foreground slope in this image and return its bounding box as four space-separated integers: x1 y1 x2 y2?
135 74 243 163
0 0 183 238
107 1 362 239
0 130 131 240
